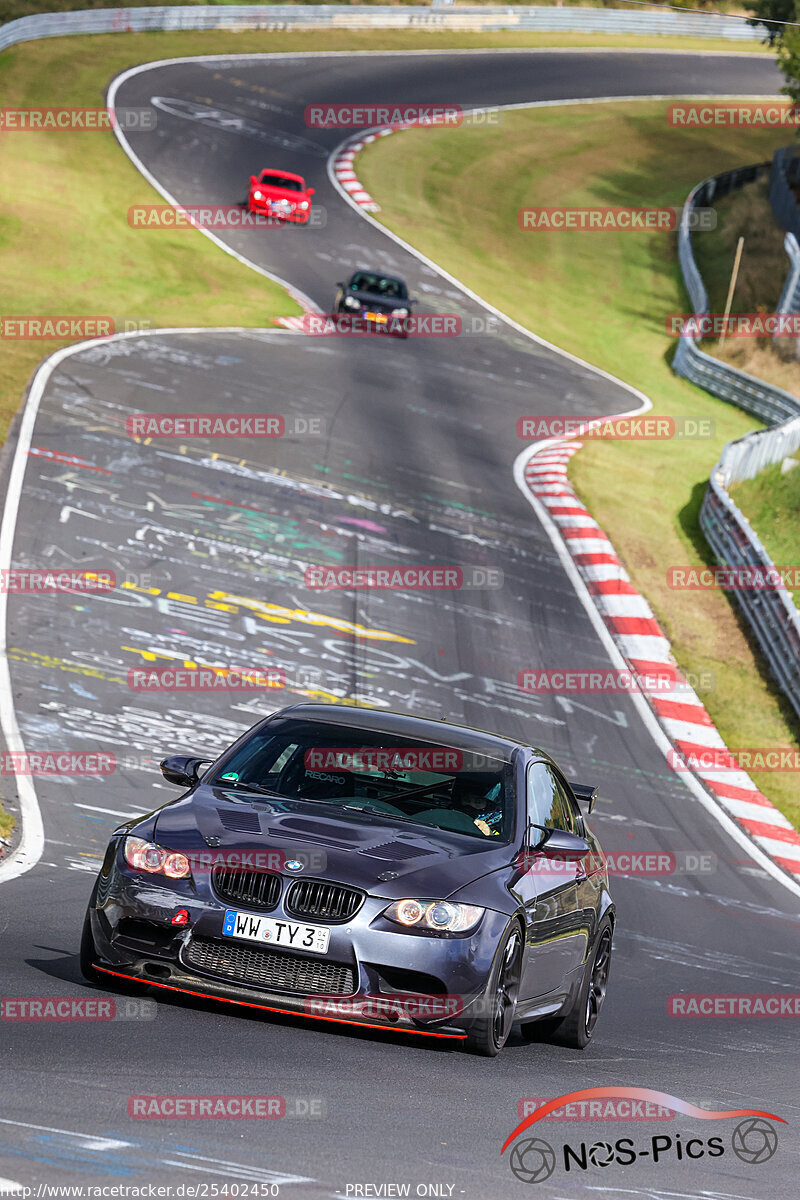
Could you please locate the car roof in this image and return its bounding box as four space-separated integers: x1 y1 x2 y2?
266 702 547 761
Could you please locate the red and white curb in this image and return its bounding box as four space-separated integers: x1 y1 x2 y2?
332 126 411 212
275 315 308 331
524 441 800 882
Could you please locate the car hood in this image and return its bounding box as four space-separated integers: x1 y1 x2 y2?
151 786 513 900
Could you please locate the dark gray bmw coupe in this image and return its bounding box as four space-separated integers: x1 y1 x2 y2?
81 703 614 1056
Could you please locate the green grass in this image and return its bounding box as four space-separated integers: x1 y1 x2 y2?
692 175 800 396
733 462 800 606
0 808 14 842
357 101 800 829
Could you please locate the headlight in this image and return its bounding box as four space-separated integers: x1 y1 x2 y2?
124 836 191 880
252 189 264 200
343 295 360 310
298 200 309 210
383 899 484 934
393 308 409 318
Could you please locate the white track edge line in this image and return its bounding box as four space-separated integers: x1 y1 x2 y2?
0 325 295 884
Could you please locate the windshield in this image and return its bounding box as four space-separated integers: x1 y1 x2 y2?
350 273 408 300
209 719 514 841
260 173 304 191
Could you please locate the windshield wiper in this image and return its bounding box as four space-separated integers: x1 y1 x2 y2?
379 780 455 805
213 779 285 798
342 804 414 821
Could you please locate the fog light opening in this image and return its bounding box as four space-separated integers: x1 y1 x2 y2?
143 962 171 979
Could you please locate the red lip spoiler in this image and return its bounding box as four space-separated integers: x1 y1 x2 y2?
94 965 466 1039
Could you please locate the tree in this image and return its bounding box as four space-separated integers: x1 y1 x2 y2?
745 0 800 45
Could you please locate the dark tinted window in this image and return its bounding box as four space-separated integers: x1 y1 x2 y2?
260 173 304 191
350 272 408 300
527 762 577 834
209 719 514 842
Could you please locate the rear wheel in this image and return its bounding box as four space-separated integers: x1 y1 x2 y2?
524 920 613 1050
464 920 523 1057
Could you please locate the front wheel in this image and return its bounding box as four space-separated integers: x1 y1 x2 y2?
464 920 523 1057
525 919 613 1050
79 908 147 994
79 908 103 985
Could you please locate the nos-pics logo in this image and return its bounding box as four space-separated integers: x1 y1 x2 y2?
502 1088 783 1184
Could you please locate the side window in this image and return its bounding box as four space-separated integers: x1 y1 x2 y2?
527 762 577 833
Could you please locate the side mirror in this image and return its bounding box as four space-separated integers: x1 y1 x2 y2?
336 281 345 289
250 175 257 184
570 781 599 813
530 825 591 860
307 187 315 196
160 754 210 788
409 297 418 305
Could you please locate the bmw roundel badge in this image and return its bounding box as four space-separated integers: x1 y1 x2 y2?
285 860 304 872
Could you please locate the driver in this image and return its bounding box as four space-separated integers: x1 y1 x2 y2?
457 781 504 837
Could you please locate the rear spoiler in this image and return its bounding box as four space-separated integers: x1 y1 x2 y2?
570 782 599 814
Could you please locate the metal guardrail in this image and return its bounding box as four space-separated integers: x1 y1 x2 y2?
675 161 800 721
776 232 800 320
0 4 767 53
715 413 800 482
769 145 800 246
702 466 800 722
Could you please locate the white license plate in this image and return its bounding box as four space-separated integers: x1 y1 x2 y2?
222 909 330 954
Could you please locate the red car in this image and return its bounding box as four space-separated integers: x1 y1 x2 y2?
247 169 315 224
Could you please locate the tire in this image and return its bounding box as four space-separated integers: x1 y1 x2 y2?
80 908 148 995
528 919 613 1050
79 908 104 985
464 920 524 1057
